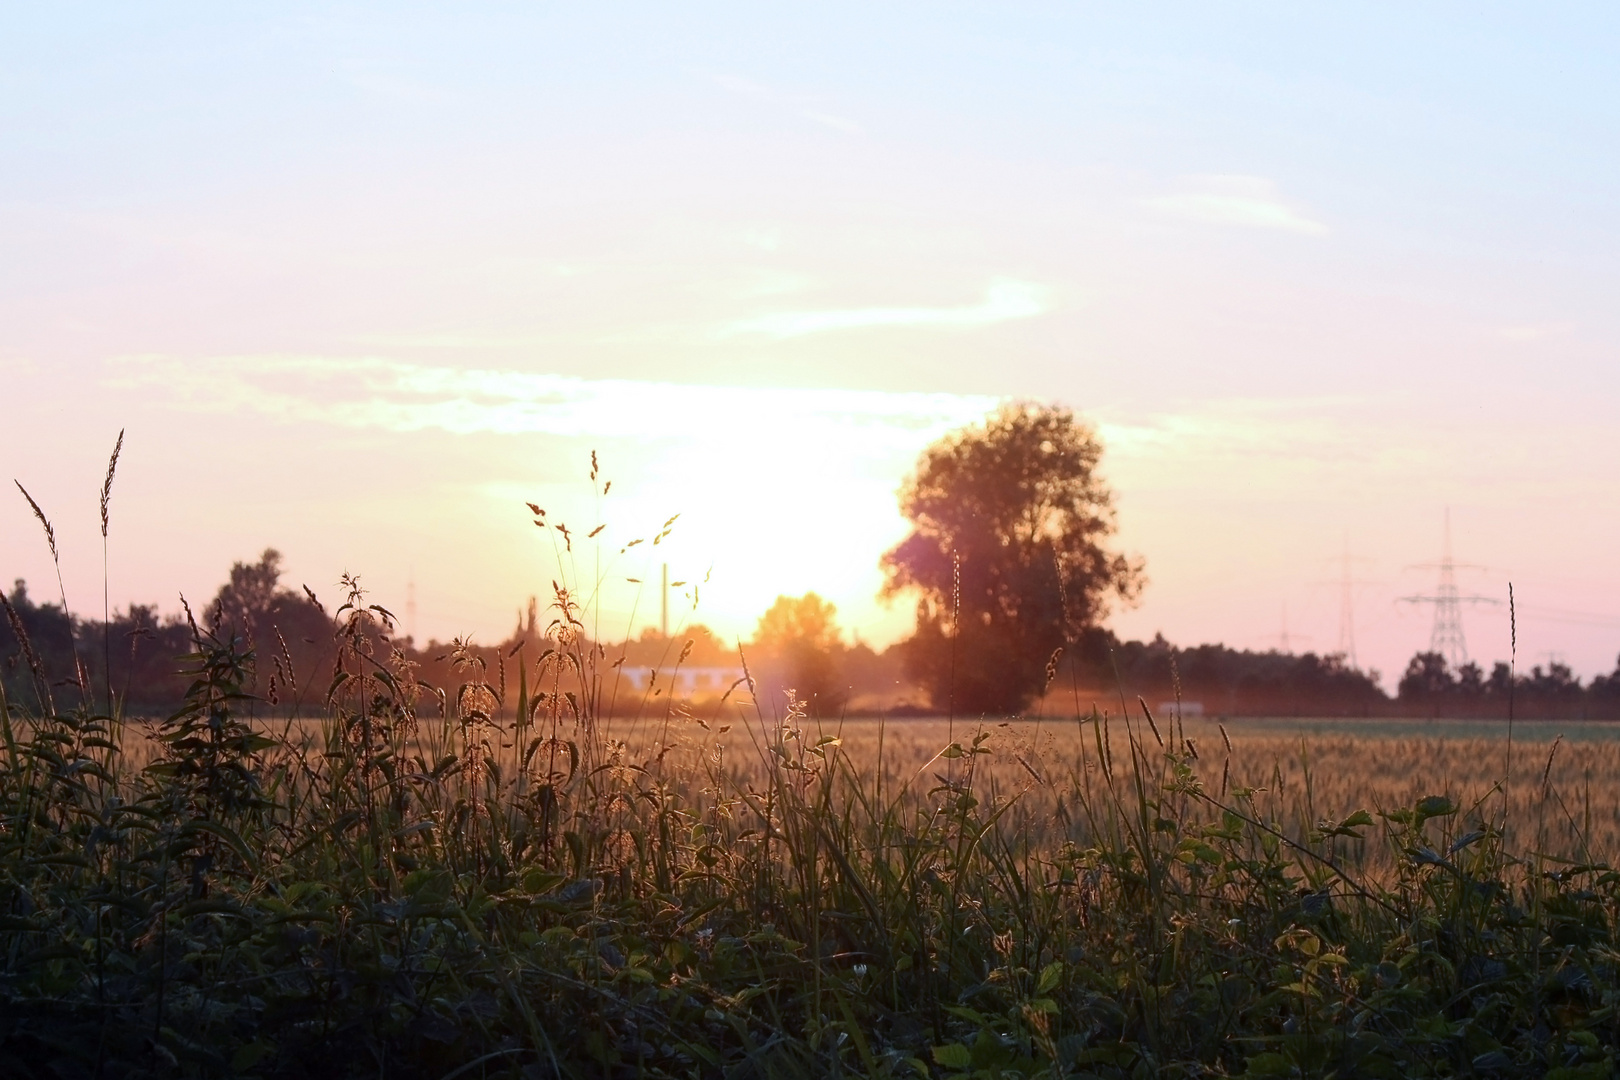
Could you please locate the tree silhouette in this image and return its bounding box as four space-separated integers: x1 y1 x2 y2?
883 402 1143 715
208 548 284 638
752 593 846 717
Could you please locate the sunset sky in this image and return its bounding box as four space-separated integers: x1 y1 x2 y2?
5 5 1620 686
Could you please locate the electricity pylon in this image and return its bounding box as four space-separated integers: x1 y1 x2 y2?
1308 537 1373 667
1400 510 1498 669
1315 535 1377 670
1338 545 1358 666
1262 603 1311 654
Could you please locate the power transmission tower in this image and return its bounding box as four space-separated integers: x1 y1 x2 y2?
1262 603 1311 654
1400 510 1498 669
1325 536 1379 669
1338 544 1358 667
1310 537 1378 669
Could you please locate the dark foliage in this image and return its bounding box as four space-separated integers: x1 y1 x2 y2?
884 403 1143 716
1078 629 1389 718
1399 651 1620 720
3 620 1619 1078
0 552 339 720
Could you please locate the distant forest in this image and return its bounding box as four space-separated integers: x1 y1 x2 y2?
4 551 1620 722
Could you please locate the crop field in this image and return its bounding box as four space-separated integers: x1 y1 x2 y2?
100 708 1620 875
761 715 1620 875
5 596 1620 1080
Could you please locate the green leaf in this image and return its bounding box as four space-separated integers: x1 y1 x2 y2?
230 1040 273 1072
183 818 260 873
931 1043 973 1070
565 831 586 877
405 869 453 903
1036 960 1063 995
325 670 350 701
1243 1051 1297 1078
1546 1066 1613 1080
521 869 567 895
1415 795 1457 820
178 898 246 918
943 1006 990 1025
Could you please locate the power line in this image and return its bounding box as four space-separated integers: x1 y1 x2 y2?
1513 605 1620 630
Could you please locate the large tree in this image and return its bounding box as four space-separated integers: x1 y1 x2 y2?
752 592 846 717
882 402 1143 715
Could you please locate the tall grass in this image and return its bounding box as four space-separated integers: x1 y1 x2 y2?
2 479 1617 1077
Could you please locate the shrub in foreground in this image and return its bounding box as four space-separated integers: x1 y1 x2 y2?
1 588 1617 1079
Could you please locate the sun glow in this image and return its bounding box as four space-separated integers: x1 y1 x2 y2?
107 354 1003 646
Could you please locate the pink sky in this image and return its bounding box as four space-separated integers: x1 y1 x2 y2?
4 6 1619 686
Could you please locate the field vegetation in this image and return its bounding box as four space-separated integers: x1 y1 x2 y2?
5 423 1620 1078
5 576 1620 1077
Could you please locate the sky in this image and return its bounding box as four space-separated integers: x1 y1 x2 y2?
4 3 1620 687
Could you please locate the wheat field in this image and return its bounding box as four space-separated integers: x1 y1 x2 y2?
588 704 1620 876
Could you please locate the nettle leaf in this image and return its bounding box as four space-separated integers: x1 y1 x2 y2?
521 869 567 895
1415 795 1458 820
230 1041 274 1072
931 1043 972 1070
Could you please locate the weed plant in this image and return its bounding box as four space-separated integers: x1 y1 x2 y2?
2 483 1618 1078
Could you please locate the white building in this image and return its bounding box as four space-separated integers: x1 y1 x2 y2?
619 666 747 696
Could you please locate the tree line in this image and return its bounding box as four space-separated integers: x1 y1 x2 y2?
12 558 1618 721
8 403 1616 721
1 552 334 718
1395 651 1620 720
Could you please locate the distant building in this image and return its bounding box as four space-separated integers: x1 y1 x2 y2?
619 665 747 696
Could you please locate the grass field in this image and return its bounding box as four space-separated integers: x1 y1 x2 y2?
780 715 1620 877
5 596 1620 1080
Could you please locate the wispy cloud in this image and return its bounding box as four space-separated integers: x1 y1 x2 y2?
723 280 1046 339
1145 176 1327 235
349 332 558 349
107 356 1001 444
704 71 863 134
1098 397 1369 467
